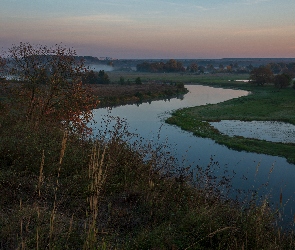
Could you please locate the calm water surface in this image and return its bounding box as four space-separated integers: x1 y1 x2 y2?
210 120 295 143
91 85 295 228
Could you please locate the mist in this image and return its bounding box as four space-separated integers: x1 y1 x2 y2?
87 64 114 72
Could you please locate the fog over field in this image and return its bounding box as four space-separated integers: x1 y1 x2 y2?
87 64 114 72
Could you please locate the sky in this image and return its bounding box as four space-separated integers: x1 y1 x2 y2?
1 0 295 59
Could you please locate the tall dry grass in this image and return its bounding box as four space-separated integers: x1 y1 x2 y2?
0 114 295 249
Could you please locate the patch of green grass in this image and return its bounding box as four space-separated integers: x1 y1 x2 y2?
166 84 295 164
108 71 250 85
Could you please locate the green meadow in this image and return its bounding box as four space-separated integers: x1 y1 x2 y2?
165 76 295 164
108 71 250 85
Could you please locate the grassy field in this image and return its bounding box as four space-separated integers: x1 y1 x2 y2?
108 71 250 85
166 76 295 164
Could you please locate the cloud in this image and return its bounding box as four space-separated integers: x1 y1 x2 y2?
89 0 209 11
232 25 294 36
241 0 271 5
149 0 209 11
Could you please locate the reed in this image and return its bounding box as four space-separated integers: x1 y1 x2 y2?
84 142 108 249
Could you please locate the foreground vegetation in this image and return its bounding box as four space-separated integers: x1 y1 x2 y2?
1 44 295 249
166 80 295 164
2 110 295 249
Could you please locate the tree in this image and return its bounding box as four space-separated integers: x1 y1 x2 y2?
136 60 184 73
249 66 274 86
107 61 114 67
268 63 282 74
163 59 185 72
4 42 98 134
273 73 291 89
151 62 165 72
187 63 198 73
98 70 110 84
281 68 295 79
0 56 6 77
82 70 110 84
164 59 177 72
136 61 151 72
198 65 205 74
135 77 142 85
119 76 125 85
82 70 99 84
206 64 215 73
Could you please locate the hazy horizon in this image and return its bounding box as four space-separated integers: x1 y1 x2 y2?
1 0 294 59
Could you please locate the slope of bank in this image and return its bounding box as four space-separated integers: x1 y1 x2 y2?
1 116 295 249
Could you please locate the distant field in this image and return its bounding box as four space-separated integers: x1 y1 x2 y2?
108 71 250 85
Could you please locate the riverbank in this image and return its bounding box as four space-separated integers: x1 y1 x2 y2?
1 112 294 249
166 80 295 164
89 82 187 107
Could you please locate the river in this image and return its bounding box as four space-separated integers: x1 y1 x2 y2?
91 85 295 228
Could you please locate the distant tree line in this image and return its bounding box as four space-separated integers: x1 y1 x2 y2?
136 59 185 73
82 71 143 85
82 70 110 84
119 76 142 85
250 65 295 89
136 59 295 77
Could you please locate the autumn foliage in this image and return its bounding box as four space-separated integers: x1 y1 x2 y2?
1 43 98 135
249 66 274 86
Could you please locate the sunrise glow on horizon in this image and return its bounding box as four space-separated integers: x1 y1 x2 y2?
1 0 294 59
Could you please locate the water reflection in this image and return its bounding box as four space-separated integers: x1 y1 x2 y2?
91 85 295 228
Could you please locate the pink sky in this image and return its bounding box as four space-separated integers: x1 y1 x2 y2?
1 0 295 58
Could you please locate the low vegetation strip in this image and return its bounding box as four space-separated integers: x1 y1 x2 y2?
90 82 187 107
108 71 251 86
166 84 295 164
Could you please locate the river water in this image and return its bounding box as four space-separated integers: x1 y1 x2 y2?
91 85 295 228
